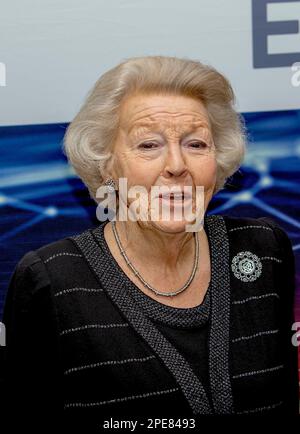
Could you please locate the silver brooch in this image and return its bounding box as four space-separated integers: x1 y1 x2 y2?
231 251 262 282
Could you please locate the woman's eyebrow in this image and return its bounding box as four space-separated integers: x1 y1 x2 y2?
181 124 211 138
128 122 155 135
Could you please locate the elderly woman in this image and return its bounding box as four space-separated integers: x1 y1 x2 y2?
1 56 299 428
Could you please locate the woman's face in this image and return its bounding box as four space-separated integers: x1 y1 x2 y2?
110 92 217 233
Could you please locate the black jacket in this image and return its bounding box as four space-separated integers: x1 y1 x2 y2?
0 214 299 430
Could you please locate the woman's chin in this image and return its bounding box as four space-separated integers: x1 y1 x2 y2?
150 218 195 234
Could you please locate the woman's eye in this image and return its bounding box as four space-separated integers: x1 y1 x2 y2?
138 142 159 150
188 141 208 149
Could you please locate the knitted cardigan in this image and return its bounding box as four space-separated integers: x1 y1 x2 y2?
1 214 299 429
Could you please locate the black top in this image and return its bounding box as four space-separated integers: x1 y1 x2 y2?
96 218 212 405
97 218 211 328
0 214 298 431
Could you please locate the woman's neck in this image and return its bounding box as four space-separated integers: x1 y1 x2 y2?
108 220 199 273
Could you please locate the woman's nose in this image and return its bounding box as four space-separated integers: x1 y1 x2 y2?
162 146 188 178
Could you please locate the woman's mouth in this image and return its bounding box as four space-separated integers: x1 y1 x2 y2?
158 192 192 202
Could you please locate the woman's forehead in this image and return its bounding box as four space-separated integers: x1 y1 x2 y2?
128 120 211 137
119 93 211 133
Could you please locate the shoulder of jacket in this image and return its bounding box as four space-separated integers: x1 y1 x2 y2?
221 214 278 231
10 236 78 289
223 214 290 237
34 236 78 262
13 227 94 274
221 214 293 259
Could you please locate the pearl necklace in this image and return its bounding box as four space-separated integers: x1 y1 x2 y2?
111 220 199 297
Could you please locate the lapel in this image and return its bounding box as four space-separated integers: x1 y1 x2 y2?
70 214 234 415
205 214 234 414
